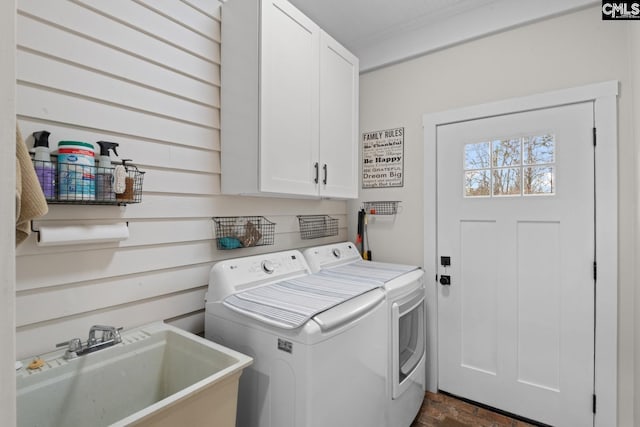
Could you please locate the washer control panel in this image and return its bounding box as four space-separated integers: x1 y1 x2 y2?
208 250 310 301
303 242 362 272
238 253 304 277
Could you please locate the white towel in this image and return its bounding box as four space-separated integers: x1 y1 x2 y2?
15 124 48 246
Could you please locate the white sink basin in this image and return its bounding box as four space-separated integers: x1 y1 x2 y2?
17 322 252 427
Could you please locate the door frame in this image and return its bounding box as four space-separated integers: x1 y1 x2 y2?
423 81 618 427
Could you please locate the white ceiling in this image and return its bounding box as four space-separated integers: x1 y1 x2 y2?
287 0 598 72
288 0 496 51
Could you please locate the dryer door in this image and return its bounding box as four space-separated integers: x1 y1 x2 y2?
392 287 425 399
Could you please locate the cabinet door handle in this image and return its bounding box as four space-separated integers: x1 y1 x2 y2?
314 162 319 184
323 164 327 185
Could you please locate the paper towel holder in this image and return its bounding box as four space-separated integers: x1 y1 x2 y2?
31 221 130 246
30 221 129 233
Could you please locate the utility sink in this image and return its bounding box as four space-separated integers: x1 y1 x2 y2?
16 322 252 427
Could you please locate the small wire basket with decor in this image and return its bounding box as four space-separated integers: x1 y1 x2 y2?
297 215 338 239
362 201 400 215
212 216 276 250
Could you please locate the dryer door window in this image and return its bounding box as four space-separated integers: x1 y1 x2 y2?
392 288 425 399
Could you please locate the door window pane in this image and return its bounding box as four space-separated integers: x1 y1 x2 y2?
465 142 491 170
492 138 521 167
524 135 555 165
465 170 491 196
493 168 521 196
524 166 555 195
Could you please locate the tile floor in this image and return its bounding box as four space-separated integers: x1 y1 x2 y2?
410 392 536 427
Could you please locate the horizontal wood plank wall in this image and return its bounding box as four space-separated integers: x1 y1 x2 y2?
15 0 348 359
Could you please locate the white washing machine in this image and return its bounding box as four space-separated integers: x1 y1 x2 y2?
204 249 388 427
303 242 426 427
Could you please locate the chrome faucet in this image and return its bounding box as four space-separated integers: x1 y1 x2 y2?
87 325 122 347
56 325 123 360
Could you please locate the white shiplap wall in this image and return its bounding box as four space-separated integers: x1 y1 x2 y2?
15 0 347 359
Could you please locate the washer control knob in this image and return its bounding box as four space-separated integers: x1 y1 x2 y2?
261 260 275 274
332 248 341 259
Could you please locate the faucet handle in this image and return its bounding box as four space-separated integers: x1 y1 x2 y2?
56 338 82 351
103 327 123 344
56 338 82 360
68 338 82 352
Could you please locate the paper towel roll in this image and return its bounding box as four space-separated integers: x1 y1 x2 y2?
36 223 129 246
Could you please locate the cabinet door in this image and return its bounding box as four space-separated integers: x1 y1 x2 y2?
319 32 359 198
260 0 320 196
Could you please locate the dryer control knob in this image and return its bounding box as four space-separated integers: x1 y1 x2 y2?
332 248 341 259
261 260 275 274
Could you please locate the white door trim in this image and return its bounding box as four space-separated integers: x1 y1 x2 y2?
423 80 618 427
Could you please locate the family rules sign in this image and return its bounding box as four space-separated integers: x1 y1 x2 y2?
362 127 404 188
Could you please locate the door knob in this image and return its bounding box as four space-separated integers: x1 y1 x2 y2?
439 275 451 286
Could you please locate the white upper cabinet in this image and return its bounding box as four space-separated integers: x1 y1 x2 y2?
221 0 359 199
319 32 359 198
260 0 320 196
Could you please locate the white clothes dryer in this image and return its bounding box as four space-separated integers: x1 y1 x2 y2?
303 242 426 427
205 250 388 427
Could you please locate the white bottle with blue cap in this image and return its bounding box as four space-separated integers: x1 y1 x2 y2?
96 141 119 201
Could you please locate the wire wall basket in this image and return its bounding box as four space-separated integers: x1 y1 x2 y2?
362 201 400 215
31 159 145 206
297 215 338 240
213 216 275 250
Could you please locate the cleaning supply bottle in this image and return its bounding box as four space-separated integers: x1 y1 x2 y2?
32 130 55 199
57 141 96 201
96 141 119 201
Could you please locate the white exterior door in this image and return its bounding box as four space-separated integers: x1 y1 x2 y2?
437 102 595 426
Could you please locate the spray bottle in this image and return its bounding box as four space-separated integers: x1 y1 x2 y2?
32 130 54 199
96 141 119 201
